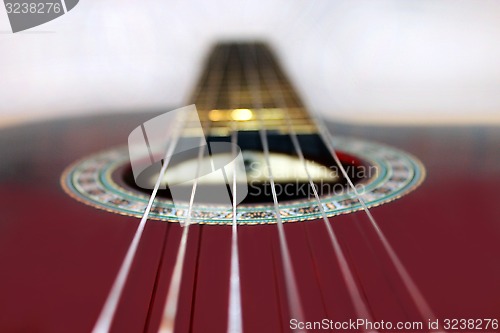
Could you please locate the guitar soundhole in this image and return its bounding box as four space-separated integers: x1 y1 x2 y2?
119 133 372 205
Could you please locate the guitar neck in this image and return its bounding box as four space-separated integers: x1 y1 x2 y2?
191 43 317 136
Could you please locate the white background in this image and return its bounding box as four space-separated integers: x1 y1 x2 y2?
0 0 499 126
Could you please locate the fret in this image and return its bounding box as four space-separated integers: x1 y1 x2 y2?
181 121 316 137
201 107 310 121
203 123 316 137
189 43 316 135
196 90 300 103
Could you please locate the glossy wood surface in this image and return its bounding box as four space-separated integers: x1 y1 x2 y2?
0 113 498 332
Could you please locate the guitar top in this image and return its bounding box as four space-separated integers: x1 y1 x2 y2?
0 43 498 333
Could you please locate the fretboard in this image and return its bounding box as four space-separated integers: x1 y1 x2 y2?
190 42 317 136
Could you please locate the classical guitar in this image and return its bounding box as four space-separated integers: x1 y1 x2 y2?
0 42 498 333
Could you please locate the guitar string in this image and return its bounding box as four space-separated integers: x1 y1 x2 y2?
260 45 441 329
227 125 243 333
182 46 226 333
157 44 230 333
240 43 307 332
143 43 219 333
256 46 375 323
92 102 188 333
227 44 244 333
93 45 223 333
308 84 439 325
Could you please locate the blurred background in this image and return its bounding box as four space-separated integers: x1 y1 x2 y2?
1 0 499 127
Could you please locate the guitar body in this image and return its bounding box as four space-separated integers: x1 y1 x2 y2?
0 43 498 333
1 114 498 333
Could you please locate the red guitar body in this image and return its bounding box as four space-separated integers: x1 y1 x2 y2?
0 113 498 332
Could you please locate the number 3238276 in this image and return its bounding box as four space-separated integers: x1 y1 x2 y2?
443 318 498 330
5 2 62 14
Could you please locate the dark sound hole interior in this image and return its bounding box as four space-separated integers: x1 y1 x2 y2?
120 133 371 205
